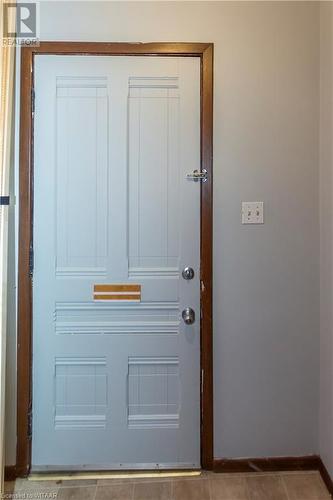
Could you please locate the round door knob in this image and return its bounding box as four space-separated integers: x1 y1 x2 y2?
182 267 195 280
182 307 195 325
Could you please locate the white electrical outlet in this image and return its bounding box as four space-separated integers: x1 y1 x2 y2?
241 201 264 224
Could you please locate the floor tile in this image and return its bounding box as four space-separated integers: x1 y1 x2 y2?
245 475 288 500
210 475 250 500
282 472 331 499
134 481 171 500
15 478 61 490
57 486 96 500
96 483 134 500
8 470 332 500
173 478 210 500
13 478 60 496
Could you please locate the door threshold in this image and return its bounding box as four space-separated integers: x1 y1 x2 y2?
29 470 202 482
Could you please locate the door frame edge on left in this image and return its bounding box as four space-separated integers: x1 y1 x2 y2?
16 42 214 476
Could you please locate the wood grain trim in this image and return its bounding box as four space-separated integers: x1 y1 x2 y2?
27 42 212 56
200 43 214 470
17 46 34 478
213 455 322 473
4 465 17 481
17 41 214 476
94 284 141 292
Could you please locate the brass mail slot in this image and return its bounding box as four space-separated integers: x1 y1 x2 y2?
93 284 141 302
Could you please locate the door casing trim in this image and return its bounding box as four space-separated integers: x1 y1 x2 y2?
17 42 213 476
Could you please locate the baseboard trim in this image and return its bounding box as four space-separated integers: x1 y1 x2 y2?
4 465 17 481
213 455 321 473
318 458 333 497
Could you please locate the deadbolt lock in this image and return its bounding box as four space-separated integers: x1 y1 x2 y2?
182 266 195 280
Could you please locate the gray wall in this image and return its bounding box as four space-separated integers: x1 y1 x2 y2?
6 1 320 464
5 87 18 467
319 1 333 478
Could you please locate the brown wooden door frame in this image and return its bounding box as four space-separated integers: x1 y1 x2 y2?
17 42 213 476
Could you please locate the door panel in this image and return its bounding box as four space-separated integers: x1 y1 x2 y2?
32 56 201 469
56 79 109 276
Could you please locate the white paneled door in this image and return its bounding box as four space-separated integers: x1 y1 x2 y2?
32 56 201 470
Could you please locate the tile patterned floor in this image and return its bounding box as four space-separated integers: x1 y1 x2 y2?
4 471 331 500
